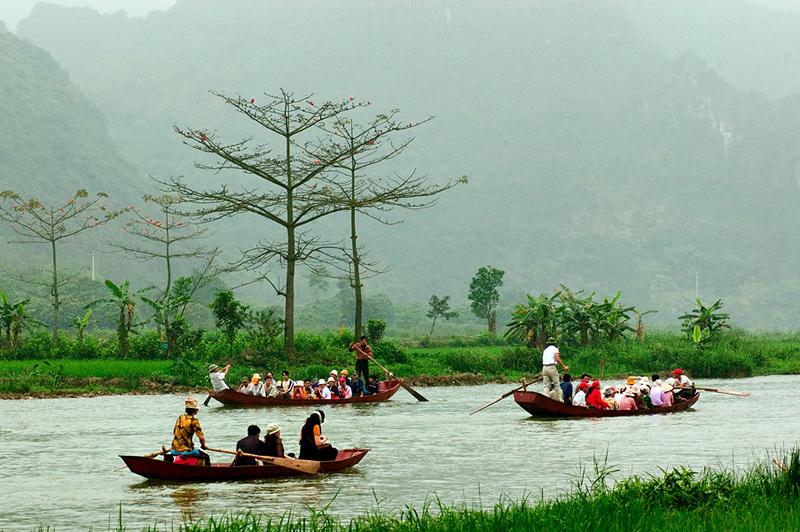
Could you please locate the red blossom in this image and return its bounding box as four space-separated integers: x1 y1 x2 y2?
368 140 375 145
348 96 353 101
313 159 321 164
199 133 208 142
250 98 255 104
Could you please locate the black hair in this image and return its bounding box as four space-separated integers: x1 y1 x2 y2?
282 370 289 376
651 374 660 382
580 373 591 380
360 335 368 341
247 424 261 436
185 408 198 415
562 373 572 382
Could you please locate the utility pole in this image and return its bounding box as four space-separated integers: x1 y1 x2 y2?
91 250 96 282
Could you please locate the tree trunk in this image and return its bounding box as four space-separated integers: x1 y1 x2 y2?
164 226 173 357
50 239 60 343
488 311 496 334
428 315 437 340
283 134 296 358
350 204 363 339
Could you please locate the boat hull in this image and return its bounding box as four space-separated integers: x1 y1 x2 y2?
209 380 401 406
120 448 369 481
514 390 699 418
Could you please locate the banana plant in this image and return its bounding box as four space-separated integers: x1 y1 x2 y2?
504 293 560 348
71 309 93 346
0 290 33 349
87 280 152 356
679 299 730 339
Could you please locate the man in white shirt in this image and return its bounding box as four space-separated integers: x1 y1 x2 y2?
208 364 230 392
541 338 569 401
317 379 332 400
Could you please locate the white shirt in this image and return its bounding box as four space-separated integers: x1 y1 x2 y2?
340 384 353 399
247 382 264 396
572 390 586 406
319 386 331 400
209 371 228 392
678 375 693 387
542 345 559 365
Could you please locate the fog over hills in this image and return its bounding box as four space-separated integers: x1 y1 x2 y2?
5 0 800 327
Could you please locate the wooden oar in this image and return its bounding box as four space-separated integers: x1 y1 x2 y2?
206 447 321 475
368 356 428 402
203 394 213 406
469 376 543 416
694 386 750 397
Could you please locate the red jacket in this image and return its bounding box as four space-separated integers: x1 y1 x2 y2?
586 388 607 409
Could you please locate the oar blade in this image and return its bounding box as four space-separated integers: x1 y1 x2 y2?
203 394 212 406
400 382 428 402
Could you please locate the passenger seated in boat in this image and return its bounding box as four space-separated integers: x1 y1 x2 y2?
366 377 379 395
262 374 278 398
303 379 315 399
671 368 695 400
351 372 365 397
339 379 353 399
585 379 607 409
661 381 675 407
637 379 653 408
263 423 285 458
247 374 264 396
327 376 340 398
340 369 352 389
237 377 249 393
299 410 338 461
560 373 573 405
614 386 626 405
603 387 617 410
631 385 648 409
276 371 293 399
617 388 638 411
650 379 666 407
168 397 210 465
292 381 307 400
317 379 332 399
572 381 588 406
233 425 267 466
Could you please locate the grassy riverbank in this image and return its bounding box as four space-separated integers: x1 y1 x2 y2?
2 331 800 398
116 449 799 531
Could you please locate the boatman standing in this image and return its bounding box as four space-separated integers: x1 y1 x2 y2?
542 337 569 401
208 363 231 392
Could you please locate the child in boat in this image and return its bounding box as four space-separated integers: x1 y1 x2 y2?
560 373 573 405
572 381 588 406
351 371 365 397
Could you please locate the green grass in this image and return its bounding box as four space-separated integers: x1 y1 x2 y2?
130 449 800 531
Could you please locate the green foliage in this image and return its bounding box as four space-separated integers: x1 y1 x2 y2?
372 340 408 364
209 290 248 354
505 287 635 348
86 279 149 356
426 295 459 340
680 299 731 340
468 266 504 333
365 319 386 344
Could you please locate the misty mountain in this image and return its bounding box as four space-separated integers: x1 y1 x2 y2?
11 0 800 327
0 23 139 200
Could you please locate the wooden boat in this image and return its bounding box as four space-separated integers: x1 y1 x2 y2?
514 390 700 418
120 448 369 481
208 379 401 406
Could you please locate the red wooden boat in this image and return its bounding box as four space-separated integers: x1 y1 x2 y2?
514 390 700 418
120 448 369 481
208 379 401 406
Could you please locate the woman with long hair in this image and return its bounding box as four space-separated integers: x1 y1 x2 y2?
299 410 338 461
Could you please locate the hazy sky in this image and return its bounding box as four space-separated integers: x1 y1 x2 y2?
0 0 176 30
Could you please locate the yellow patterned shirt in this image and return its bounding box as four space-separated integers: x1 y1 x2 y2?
171 414 204 452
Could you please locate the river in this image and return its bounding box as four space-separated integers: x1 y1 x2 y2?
0 376 795 530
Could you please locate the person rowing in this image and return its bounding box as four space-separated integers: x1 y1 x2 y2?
208 363 230 392
541 337 569 401
349 336 373 394
671 368 695 401
168 397 210 465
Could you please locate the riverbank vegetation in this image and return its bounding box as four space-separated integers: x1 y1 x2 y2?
108 448 800 531
2 329 800 398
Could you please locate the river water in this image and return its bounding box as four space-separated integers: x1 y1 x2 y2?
0 376 796 530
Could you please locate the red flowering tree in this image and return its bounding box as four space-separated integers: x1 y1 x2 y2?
0 190 122 342
111 193 218 355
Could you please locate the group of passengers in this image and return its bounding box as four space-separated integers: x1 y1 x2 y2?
232 409 338 464
167 396 340 466
556 368 695 410
228 368 379 399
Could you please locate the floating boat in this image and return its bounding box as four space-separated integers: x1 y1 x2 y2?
120 448 369 481
208 379 401 406
513 390 699 418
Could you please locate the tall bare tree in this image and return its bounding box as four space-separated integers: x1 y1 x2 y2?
0 190 121 341
318 115 466 337
162 90 387 356
111 192 218 355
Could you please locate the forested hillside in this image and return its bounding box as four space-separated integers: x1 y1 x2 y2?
10 0 800 327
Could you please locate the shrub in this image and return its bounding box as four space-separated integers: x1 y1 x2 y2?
499 347 533 371
366 319 386 343
441 350 497 374
373 340 408 364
